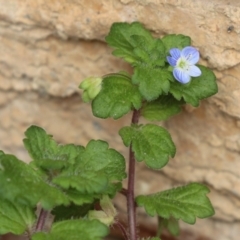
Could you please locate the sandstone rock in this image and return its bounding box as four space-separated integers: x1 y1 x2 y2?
0 0 240 240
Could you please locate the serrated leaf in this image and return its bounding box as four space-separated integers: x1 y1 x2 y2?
31 219 109 240
52 203 94 222
141 95 183 121
132 66 174 101
162 34 191 54
53 140 126 196
106 22 153 64
0 153 69 209
136 183 215 224
169 65 218 107
24 125 84 171
0 198 36 235
131 35 166 67
119 124 175 169
53 170 108 194
92 73 142 119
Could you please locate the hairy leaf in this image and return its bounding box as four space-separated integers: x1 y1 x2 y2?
31 219 109 240
0 198 36 235
132 67 174 101
169 65 218 107
162 34 191 54
53 140 126 196
136 183 215 224
105 22 153 64
24 125 84 171
119 124 175 169
92 73 142 119
141 95 183 121
0 153 69 209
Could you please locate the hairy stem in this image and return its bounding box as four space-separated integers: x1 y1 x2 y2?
127 109 140 240
35 208 48 232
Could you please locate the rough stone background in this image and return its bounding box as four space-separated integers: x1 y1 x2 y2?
0 0 240 239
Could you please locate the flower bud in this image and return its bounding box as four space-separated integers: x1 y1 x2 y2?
79 77 103 102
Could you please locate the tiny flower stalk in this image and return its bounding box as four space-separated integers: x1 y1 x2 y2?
79 77 103 102
167 46 201 84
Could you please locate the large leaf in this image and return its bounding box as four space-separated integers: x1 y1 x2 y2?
136 183 215 224
141 95 183 121
0 198 36 235
92 73 142 119
24 125 84 171
53 140 126 196
105 22 153 64
31 219 109 240
169 65 218 107
0 153 69 209
119 124 175 169
132 66 174 101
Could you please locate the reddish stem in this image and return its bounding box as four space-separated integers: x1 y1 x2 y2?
35 208 48 232
114 221 129 240
127 109 140 240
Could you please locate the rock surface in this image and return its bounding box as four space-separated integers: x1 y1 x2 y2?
1 0 240 239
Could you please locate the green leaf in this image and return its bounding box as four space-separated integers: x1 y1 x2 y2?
136 183 215 224
132 67 174 101
52 203 94 222
162 34 191 54
158 217 179 237
169 65 218 107
0 198 36 235
131 35 166 67
166 217 180 236
0 153 69 209
53 140 126 195
64 189 96 205
105 22 153 64
92 73 142 119
24 125 84 171
119 124 175 169
31 219 109 240
141 95 183 121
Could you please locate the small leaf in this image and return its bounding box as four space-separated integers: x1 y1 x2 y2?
105 22 153 64
52 203 94 222
92 73 142 119
166 217 180 236
119 124 175 169
141 95 183 121
0 198 36 235
132 67 174 101
136 183 215 224
24 125 84 171
169 65 218 107
53 140 126 196
162 34 191 54
0 153 69 209
31 219 109 240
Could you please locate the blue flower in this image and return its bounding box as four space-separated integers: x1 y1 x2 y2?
167 46 201 84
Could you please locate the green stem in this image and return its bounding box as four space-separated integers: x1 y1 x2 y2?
127 109 140 240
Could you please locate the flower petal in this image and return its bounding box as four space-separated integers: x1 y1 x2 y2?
187 65 202 77
173 68 191 84
167 56 177 66
181 47 200 65
169 48 181 60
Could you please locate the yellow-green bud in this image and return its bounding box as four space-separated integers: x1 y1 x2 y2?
79 77 102 102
